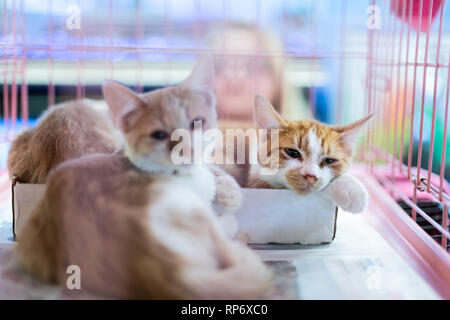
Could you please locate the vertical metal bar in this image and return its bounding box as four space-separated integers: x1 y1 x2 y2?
426 2 444 192
377 2 391 164
407 0 424 182
251 0 262 123
369 1 381 174
308 0 317 118
375 0 392 165
76 0 83 100
399 0 414 175
336 0 347 126
391 0 405 179
163 0 172 86
10 0 17 128
80 0 85 99
384 3 397 169
19 0 27 125
364 0 374 169
410 0 425 222
3 0 9 125
108 0 114 79
194 0 201 49
415 0 434 188
222 0 228 53
439 50 450 200
135 0 143 93
220 0 229 119
47 0 55 107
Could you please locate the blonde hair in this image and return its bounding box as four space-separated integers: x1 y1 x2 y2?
207 22 310 121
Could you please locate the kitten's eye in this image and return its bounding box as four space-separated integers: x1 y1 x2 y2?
284 148 302 159
323 158 337 165
150 130 169 140
191 117 206 130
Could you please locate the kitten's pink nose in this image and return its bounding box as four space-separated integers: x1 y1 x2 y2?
302 174 317 185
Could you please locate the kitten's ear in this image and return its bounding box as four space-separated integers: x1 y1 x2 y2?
334 113 374 148
181 55 215 91
254 95 287 129
180 55 216 108
102 80 143 132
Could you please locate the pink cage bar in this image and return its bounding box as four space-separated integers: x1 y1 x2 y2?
362 0 450 298
1 0 450 298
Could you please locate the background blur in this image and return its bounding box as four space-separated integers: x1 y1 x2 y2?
0 0 450 181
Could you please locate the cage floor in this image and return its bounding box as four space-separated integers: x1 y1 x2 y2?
0 180 441 299
255 211 439 299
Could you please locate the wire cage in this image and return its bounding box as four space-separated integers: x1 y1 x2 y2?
0 0 450 296
362 0 450 298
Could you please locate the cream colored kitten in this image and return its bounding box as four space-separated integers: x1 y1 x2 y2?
7 98 121 183
101 57 242 233
8 57 242 216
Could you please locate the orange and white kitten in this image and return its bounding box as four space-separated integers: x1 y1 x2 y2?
239 95 371 213
16 59 271 299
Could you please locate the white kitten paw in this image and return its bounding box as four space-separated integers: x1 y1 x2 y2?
215 175 243 211
322 174 368 214
337 187 367 213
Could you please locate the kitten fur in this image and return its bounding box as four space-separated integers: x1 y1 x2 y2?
100 58 242 215
16 57 270 298
8 57 241 213
16 153 271 299
222 95 372 213
8 99 121 183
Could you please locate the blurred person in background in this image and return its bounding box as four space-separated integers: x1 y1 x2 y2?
207 22 311 130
